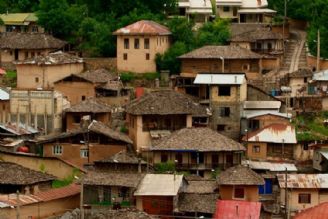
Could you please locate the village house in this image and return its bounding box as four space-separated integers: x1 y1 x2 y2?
0 88 9 123
0 13 44 33
0 161 56 194
0 184 80 219
114 20 171 73
64 98 112 131
193 73 247 139
126 90 208 151
217 165 265 202
216 0 276 23
293 202 328 219
10 89 66 134
134 174 187 217
178 45 263 81
282 68 313 98
178 0 213 24
15 51 83 89
31 120 132 168
0 33 66 70
277 174 328 217
214 200 262 219
150 127 245 178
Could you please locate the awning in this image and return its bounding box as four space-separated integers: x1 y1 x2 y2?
194 73 245 85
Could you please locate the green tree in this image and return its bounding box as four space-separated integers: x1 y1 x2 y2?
167 17 194 46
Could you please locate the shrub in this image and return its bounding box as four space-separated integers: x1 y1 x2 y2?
120 72 135 82
154 161 175 173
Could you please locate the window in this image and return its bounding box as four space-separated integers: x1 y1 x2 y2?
175 153 183 164
80 149 89 158
144 38 150 49
217 124 226 132
304 77 308 83
73 115 80 124
234 186 245 199
161 154 168 163
146 53 150 60
123 53 128 60
267 43 272 50
219 107 230 117
242 64 250 71
298 194 311 204
218 86 231 96
118 187 128 199
256 42 262 49
124 38 129 49
223 6 230 12
35 77 39 83
32 25 38 32
134 38 139 49
53 145 63 155
81 95 86 101
31 52 35 57
253 145 260 153
303 143 309 150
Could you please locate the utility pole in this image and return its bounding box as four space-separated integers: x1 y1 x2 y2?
16 190 20 219
317 29 320 72
80 179 84 219
282 0 287 53
285 168 288 219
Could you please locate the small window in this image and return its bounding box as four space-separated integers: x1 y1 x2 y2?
73 115 80 124
146 53 150 60
161 154 168 163
253 145 260 153
35 77 39 83
217 124 226 132
53 145 63 155
256 43 262 49
234 187 245 199
267 43 272 50
124 38 129 49
304 77 308 83
218 86 231 96
298 194 311 204
219 107 230 117
32 25 38 32
10 51 13 56
31 52 35 57
118 187 128 199
175 153 183 164
223 6 230 12
82 95 86 101
37 52 41 56
123 53 128 60
144 38 150 49
134 38 139 49
303 143 309 151
242 64 250 71
80 149 89 158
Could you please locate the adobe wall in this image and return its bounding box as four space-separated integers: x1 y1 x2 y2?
307 55 328 71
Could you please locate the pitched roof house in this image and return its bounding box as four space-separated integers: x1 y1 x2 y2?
0 13 44 33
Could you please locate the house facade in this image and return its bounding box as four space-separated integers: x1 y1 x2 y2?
114 20 171 73
0 13 44 33
178 0 213 23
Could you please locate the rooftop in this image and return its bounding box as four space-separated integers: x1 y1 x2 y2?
294 202 328 219
230 23 266 37
313 69 328 81
194 73 246 85
65 98 112 113
243 101 281 109
0 32 66 49
0 13 37 25
288 68 313 78
217 165 264 186
177 193 218 214
242 160 298 172
0 88 9 100
185 179 218 193
179 45 262 59
134 174 184 196
15 51 83 65
214 200 261 219
182 0 213 14
231 28 282 42
126 90 208 116
242 111 291 119
151 127 245 152
216 0 242 6
241 0 268 8
0 122 38 136
0 161 56 185
113 20 171 36
277 174 328 189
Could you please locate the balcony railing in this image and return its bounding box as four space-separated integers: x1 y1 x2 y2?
175 163 234 170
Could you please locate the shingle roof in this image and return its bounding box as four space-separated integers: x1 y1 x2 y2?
92 208 154 219
178 193 219 214
15 51 83 65
113 20 171 36
78 68 117 84
95 150 146 164
214 200 262 219
231 28 282 42
83 171 144 188
185 179 218 193
126 90 208 116
0 161 56 185
294 202 328 219
230 23 266 37
217 165 264 185
179 45 262 59
0 32 66 49
65 98 112 113
288 68 313 78
151 127 245 152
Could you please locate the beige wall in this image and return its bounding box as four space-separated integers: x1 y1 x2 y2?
217 6 239 19
293 144 313 161
246 142 267 160
66 112 111 131
117 35 170 73
16 63 84 89
0 100 10 123
289 77 308 97
1 49 51 63
211 84 246 103
230 42 251 50
307 55 328 71
262 57 280 71
254 115 290 128
219 185 259 202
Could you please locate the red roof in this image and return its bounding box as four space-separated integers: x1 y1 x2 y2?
214 200 261 219
35 183 80 202
294 202 328 219
113 20 171 36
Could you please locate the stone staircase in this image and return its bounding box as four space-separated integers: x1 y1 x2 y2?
281 37 298 72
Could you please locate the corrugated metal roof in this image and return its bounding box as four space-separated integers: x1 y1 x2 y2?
216 0 242 6
243 101 281 109
320 151 328 160
0 123 38 135
194 74 246 85
243 160 297 172
0 89 9 100
134 174 184 196
214 200 261 219
277 174 328 189
242 111 290 119
313 70 328 81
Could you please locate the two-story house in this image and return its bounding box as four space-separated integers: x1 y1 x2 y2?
0 13 44 33
178 0 213 24
113 20 171 73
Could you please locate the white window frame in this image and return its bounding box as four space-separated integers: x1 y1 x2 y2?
80 149 89 158
53 145 63 155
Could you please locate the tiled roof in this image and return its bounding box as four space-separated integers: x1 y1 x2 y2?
179 45 262 59
65 98 112 113
178 193 219 214
294 202 328 219
113 20 171 36
126 90 208 116
78 68 117 84
185 179 218 193
152 127 245 152
217 165 264 185
231 28 282 42
214 200 261 219
288 68 313 78
0 32 66 49
0 122 38 136
15 51 83 65
230 23 266 37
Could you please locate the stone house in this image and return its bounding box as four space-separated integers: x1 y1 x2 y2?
114 20 171 73
0 88 9 124
217 165 264 202
0 13 44 33
178 0 213 23
15 51 83 89
126 90 208 151
0 33 66 70
64 98 112 131
150 127 245 178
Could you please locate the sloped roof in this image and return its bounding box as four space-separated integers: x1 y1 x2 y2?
216 0 242 6
0 161 56 185
288 68 313 78
0 88 9 100
277 174 328 189
230 23 266 37
113 20 171 36
65 98 112 113
0 13 37 25
294 202 328 219
185 179 218 193
241 0 268 8
244 124 297 144
78 68 117 84
95 150 146 164
194 73 246 85
0 122 38 136
179 45 262 59
178 193 218 214
152 127 245 152
231 28 282 42
15 51 83 65
126 90 208 116
98 208 154 219
187 0 213 14
134 174 184 196
243 160 297 172
0 32 66 49
243 111 290 119
214 200 261 219
217 165 264 185
313 69 328 81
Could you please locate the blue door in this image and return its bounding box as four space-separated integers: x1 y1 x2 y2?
259 179 272 194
